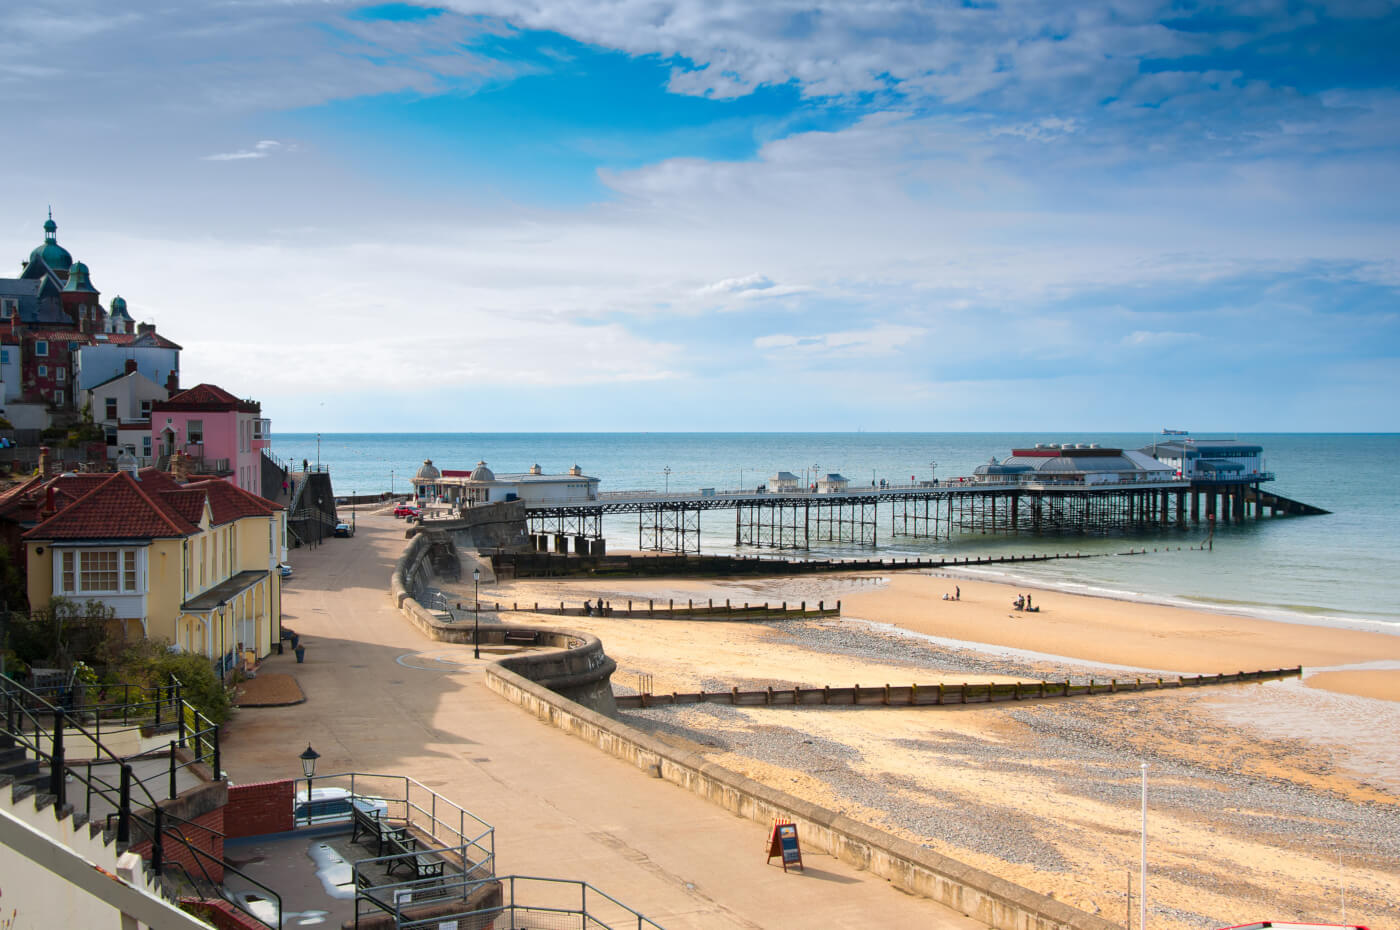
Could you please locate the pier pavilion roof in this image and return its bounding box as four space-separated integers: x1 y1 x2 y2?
1003 444 1172 477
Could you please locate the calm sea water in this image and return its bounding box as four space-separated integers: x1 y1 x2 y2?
274 432 1400 630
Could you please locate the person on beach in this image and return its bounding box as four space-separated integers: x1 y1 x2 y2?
1025 594 1032 611
597 597 606 616
583 599 592 616
1014 594 1025 610
955 585 961 600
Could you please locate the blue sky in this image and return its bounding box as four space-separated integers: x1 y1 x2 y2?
0 0 1396 431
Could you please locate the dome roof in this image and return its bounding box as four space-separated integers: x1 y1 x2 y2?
109 295 132 318
30 212 73 273
471 460 495 481
62 260 96 292
415 459 440 480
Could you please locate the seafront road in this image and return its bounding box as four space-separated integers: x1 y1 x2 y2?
220 512 990 930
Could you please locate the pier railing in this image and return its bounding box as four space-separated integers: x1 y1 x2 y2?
615 667 1304 709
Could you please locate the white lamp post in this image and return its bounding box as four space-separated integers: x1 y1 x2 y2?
663 465 671 494
1140 762 1148 930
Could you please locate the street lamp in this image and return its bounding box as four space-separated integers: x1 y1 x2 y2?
316 433 321 471
472 568 481 660
813 463 819 492
930 461 938 485
663 465 672 494
299 743 320 822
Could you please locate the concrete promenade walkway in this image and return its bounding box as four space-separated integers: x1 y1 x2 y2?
220 514 989 930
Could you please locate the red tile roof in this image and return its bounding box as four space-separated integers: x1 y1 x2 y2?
184 480 279 522
153 382 260 414
23 472 197 540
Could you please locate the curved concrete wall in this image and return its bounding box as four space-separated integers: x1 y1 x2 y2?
391 534 617 714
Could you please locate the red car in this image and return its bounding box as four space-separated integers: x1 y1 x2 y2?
394 503 420 518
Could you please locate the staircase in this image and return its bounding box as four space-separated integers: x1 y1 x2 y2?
1 674 282 928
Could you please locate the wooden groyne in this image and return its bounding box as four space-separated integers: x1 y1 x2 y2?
614 666 1303 709
450 598 842 622
492 548 1123 580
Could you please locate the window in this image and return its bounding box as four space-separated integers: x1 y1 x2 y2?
34 340 47 356
1 349 10 364
105 426 117 446
53 389 63 406
105 398 118 420
55 367 65 383
140 400 152 417
142 435 151 454
0 299 14 318
81 550 119 591
37 365 47 377
55 549 142 595
188 419 204 444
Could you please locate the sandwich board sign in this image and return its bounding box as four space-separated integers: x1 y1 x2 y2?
766 820 803 872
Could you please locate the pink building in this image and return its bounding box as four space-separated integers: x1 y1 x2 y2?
150 383 270 495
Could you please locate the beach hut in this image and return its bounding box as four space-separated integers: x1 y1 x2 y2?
816 473 849 494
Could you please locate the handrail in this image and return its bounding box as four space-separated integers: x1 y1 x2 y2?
2 671 277 928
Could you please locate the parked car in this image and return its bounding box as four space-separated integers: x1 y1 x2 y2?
278 563 293 578
393 503 420 518
333 523 351 537
292 786 388 825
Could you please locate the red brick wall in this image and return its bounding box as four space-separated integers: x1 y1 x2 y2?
225 779 294 837
131 806 225 882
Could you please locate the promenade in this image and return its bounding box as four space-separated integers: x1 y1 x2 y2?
219 512 990 930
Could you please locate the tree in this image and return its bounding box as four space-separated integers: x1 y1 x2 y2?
3 597 116 676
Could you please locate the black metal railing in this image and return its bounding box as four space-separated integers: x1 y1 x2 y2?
1 672 281 928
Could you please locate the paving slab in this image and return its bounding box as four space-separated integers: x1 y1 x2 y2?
219 514 991 930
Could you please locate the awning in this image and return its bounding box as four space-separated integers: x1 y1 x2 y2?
182 569 268 611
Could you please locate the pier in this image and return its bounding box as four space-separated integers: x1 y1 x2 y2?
522 477 1296 553
415 441 1327 554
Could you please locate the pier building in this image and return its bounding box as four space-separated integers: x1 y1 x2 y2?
413 460 600 507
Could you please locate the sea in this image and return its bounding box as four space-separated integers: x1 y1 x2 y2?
273 432 1400 632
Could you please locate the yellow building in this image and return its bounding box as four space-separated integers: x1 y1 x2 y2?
24 467 285 672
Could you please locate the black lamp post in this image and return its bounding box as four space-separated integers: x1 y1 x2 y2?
472 568 481 659
299 743 319 821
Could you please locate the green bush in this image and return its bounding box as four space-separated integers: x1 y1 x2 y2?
113 639 232 724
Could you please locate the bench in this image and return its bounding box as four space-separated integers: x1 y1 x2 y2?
384 832 444 881
351 806 410 857
503 631 538 646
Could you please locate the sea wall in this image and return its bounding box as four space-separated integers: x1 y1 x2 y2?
484 663 1122 930
390 535 617 714
409 500 529 550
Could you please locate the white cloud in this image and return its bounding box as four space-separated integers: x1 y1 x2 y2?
203 139 290 161
1123 330 1203 348
754 324 926 360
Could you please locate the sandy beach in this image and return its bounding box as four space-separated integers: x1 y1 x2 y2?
433 560 1400 929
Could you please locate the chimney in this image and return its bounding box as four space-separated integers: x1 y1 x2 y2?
38 445 50 476
171 450 191 482
125 358 139 374
43 484 56 519
166 370 179 393
138 323 154 336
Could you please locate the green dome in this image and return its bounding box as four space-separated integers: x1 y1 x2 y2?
62 260 96 293
110 295 130 316
30 212 72 273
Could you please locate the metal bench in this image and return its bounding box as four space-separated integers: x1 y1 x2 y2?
351 806 410 857
503 631 539 645
384 832 444 881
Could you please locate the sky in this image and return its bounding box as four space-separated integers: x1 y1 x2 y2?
2 0 1397 432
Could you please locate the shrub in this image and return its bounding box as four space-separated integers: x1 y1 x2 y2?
113 639 232 724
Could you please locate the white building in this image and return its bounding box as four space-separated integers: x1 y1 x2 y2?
82 368 168 462
767 471 800 492
413 460 600 506
816 473 849 493
1139 439 1270 484
72 328 180 395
